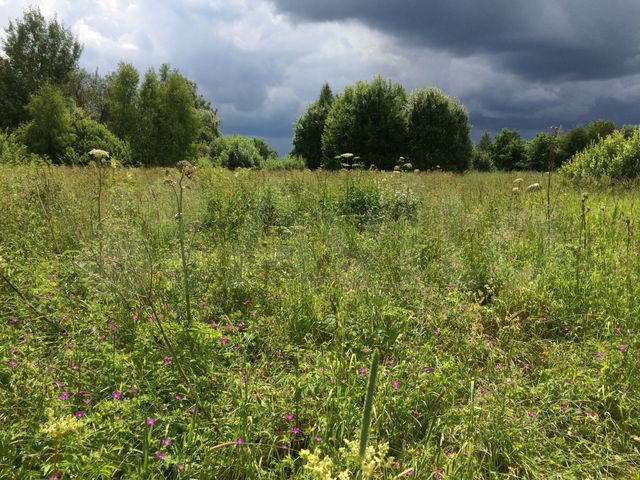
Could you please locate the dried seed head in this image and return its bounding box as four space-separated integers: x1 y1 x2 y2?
177 160 196 179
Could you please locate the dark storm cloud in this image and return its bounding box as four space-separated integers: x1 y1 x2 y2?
270 0 640 82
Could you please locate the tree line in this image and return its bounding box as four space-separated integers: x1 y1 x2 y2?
0 8 281 167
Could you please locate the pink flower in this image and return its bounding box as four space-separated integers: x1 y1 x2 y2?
495 363 502 370
359 368 367 374
314 436 323 442
434 469 444 479
221 338 229 345
112 390 122 400
8 360 17 367
236 438 245 444
528 411 537 418
75 411 85 418
147 418 156 426
175 395 183 401
291 428 301 435
60 392 70 401
286 414 294 421
156 452 166 459
163 438 172 446
392 381 400 391
177 465 185 470
618 345 628 352
433 329 440 335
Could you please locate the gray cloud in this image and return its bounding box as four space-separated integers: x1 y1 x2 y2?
2 0 640 155
270 0 640 82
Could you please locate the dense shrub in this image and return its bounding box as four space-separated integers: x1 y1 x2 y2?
211 135 263 169
262 155 306 171
560 129 640 180
0 130 38 164
64 109 132 164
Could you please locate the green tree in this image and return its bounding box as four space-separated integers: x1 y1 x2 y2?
406 87 472 171
0 7 81 128
69 68 109 122
527 132 560 170
472 131 495 171
106 63 139 141
587 119 616 143
561 125 590 162
292 83 334 169
211 135 263 169
133 69 160 165
21 84 73 161
65 108 132 165
252 138 278 161
322 76 407 170
155 69 200 166
491 129 528 170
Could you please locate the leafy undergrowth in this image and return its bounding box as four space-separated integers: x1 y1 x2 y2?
0 165 639 479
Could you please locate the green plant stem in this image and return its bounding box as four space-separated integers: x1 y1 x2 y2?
359 349 380 459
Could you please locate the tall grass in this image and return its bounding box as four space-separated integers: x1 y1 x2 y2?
0 165 639 478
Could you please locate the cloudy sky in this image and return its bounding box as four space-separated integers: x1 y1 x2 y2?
2 0 640 154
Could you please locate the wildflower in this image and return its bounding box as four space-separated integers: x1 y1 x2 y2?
60 392 70 401
220 338 229 345
89 149 109 159
55 381 64 388
156 452 166 459
562 405 568 412
236 438 245 444
619 345 628 352
292 427 301 435
314 436 323 442
287 414 294 421
175 395 183 401
528 411 537 418
433 329 440 335
75 411 85 418
495 363 502 370
359 368 367 374
163 357 173 366
389 359 395 365
423 367 431 372
595 352 603 358
177 465 185 470
393 381 400 391
435 469 444 479
147 418 156 426
163 439 172 446
406 470 414 476
8 360 17 367
112 390 122 400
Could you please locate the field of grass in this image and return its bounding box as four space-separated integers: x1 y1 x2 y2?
0 164 639 479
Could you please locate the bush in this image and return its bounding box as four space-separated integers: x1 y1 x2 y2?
0 130 38 164
560 129 640 180
262 155 306 171
63 109 132 165
210 135 263 170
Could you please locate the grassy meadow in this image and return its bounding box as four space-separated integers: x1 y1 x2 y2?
0 164 639 479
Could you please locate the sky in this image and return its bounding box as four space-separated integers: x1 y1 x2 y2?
2 0 640 155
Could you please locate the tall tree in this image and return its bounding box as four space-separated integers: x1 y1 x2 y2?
292 83 334 169
106 63 140 141
322 76 407 170
21 84 73 162
0 7 81 128
491 129 528 170
406 87 472 171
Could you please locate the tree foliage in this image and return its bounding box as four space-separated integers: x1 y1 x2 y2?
560 129 640 180
211 135 263 169
106 63 140 141
406 87 472 171
322 76 407 170
292 83 334 169
21 84 73 162
491 129 528 170
0 7 81 128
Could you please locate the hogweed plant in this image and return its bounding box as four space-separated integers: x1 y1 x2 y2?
164 160 196 326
